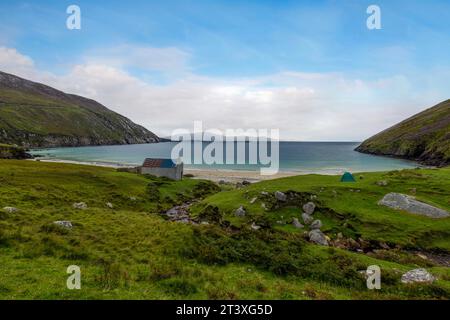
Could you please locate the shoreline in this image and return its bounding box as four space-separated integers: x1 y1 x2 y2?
28 158 426 183
28 158 318 182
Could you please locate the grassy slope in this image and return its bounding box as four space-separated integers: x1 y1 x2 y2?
0 85 158 147
0 160 449 300
192 169 450 251
356 99 450 166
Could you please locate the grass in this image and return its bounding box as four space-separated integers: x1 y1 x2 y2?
0 160 449 299
0 85 158 147
356 99 450 165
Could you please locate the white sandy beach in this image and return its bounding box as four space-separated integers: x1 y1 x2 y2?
29 158 302 182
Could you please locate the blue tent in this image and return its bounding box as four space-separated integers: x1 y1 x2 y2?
340 172 356 182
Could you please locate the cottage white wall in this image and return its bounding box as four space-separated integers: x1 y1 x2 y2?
140 164 183 180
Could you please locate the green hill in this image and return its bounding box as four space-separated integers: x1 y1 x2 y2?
0 160 449 299
0 71 159 148
356 100 450 166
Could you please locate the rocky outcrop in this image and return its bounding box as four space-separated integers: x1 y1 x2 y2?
0 144 32 159
401 268 435 284
379 193 449 218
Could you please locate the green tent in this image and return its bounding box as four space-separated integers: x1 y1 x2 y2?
340 172 356 182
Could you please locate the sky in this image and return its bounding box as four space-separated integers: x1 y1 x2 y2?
0 0 449 141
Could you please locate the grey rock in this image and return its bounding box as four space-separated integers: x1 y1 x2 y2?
401 268 435 284
260 191 269 196
303 202 316 215
292 218 304 229
249 197 258 204
3 207 18 213
235 206 246 217
274 191 287 202
129 196 137 201
376 180 388 186
53 221 73 229
73 202 87 210
310 219 322 230
302 212 313 224
309 229 328 246
106 202 114 209
251 222 261 230
379 193 449 218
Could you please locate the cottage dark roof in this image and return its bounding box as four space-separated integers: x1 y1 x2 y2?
142 158 177 168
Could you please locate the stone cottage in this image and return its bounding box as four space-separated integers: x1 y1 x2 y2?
139 158 183 180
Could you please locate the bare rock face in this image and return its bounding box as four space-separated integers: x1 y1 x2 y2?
379 193 449 218
401 269 435 284
309 229 328 246
303 202 316 215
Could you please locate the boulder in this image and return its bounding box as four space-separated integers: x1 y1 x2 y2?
401 269 435 284
302 212 313 224
73 202 88 210
235 206 246 217
53 221 73 229
3 207 18 213
379 193 449 218
309 229 328 246
310 219 322 230
292 218 304 229
251 222 261 230
274 191 287 202
303 202 316 215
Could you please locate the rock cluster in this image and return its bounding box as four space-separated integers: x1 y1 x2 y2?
401 268 435 284
53 221 73 229
165 204 192 223
3 207 18 213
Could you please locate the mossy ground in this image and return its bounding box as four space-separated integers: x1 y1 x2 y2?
0 160 449 299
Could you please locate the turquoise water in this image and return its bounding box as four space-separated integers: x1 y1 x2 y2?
31 142 418 174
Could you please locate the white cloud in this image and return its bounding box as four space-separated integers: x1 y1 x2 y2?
0 47 34 75
0 46 448 141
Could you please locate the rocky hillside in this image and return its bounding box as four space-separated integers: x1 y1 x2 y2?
0 71 160 148
356 100 450 166
0 144 32 159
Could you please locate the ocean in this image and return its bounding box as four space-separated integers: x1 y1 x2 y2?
30 141 419 174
